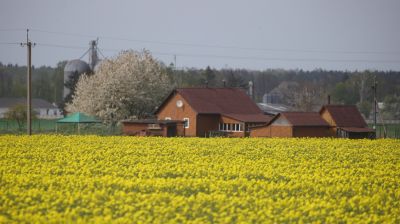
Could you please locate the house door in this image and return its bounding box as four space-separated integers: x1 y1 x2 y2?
167 125 177 137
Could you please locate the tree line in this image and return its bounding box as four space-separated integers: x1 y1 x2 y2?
169 66 399 119
0 61 65 105
1 60 399 120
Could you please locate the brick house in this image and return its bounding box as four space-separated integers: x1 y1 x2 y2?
319 105 375 139
122 88 272 137
250 112 331 138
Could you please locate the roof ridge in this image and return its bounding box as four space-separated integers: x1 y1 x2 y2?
282 111 319 113
177 87 243 90
323 104 357 107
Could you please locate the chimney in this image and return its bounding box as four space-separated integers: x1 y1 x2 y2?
327 95 331 105
248 81 253 100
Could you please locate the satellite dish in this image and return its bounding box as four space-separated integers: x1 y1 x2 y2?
176 100 183 108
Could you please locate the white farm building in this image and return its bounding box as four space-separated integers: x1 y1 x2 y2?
0 98 62 119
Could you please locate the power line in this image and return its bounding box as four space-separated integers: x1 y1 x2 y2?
79 48 91 60
3 28 400 60
2 28 399 65
0 28 26 32
35 43 87 50
97 47 400 64
24 42 400 64
29 29 97 39
0 42 20 45
166 53 400 64
97 48 106 59
28 28 400 56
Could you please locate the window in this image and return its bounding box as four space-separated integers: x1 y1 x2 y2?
165 117 171 120
183 118 189 128
148 123 161 129
219 123 243 132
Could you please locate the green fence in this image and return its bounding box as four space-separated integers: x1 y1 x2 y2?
369 123 400 139
0 119 122 135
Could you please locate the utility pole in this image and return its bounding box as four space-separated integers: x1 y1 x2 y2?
21 29 35 135
372 76 377 133
174 55 177 70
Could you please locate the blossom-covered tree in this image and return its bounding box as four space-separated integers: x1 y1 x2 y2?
66 50 173 124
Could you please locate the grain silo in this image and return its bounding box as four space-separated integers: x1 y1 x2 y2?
63 40 101 99
63 59 91 98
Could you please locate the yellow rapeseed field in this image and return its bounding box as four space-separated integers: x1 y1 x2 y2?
0 135 399 223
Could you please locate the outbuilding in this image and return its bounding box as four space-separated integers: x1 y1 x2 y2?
250 112 331 138
122 119 185 137
319 105 375 139
0 97 62 119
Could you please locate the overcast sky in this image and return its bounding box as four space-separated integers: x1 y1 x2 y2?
1 0 399 71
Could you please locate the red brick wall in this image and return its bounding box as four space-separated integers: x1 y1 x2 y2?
320 109 338 137
270 126 293 137
250 125 271 137
156 93 198 137
251 125 333 138
176 123 185 136
122 123 148 136
293 126 333 137
197 114 220 137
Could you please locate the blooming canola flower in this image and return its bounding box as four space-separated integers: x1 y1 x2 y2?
0 135 399 223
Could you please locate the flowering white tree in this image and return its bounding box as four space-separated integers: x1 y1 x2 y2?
66 50 173 124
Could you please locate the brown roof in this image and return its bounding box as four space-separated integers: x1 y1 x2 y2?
121 119 185 124
179 88 262 114
0 97 57 109
223 113 272 123
270 112 330 126
155 88 263 116
340 127 374 133
320 105 367 128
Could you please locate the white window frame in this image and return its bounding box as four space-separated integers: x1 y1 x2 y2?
183 118 189 128
219 123 243 132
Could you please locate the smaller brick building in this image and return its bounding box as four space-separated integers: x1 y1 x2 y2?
251 106 375 139
319 105 375 139
250 112 331 138
122 119 185 137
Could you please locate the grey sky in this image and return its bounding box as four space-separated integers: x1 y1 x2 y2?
1 0 399 71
